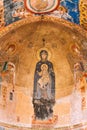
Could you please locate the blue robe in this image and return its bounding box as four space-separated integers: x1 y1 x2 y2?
33 60 55 100
33 60 55 120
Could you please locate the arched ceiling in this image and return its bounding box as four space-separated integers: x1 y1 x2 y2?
0 0 87 30
0 16 87 98
0 10 87 130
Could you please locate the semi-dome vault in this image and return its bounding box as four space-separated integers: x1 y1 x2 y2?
0 16 87 98
0 16 87 129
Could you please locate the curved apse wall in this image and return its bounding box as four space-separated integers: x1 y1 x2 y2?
0 15 87 129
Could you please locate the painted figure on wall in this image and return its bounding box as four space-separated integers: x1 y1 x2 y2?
33 50 55 120
50 5 73 22
70 61 87 124
0 61 15 91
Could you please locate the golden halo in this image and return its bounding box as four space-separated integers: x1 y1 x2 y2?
37 47 51 60
70 43 80 56
4 43 17 57
41 64 48 70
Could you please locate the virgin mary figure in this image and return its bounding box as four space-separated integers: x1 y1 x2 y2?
33 50 55 120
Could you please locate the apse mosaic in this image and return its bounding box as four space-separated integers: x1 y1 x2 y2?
0 0 87 130
0 0 87 29
0 15 87 129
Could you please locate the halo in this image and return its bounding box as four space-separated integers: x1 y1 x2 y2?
41 64 48 70
37 47 51 60
70 43 80 55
